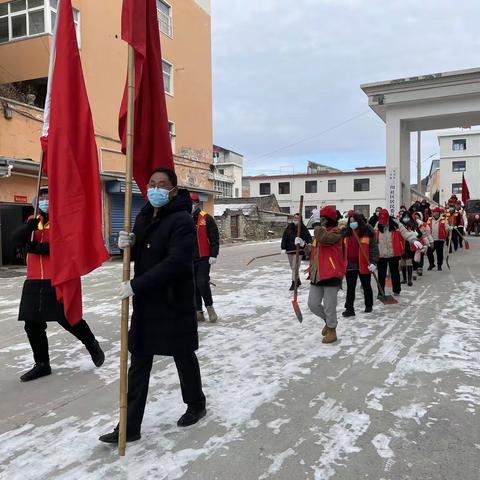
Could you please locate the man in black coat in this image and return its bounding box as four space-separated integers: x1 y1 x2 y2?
191 192 220 323
99 168 206 444
281 213 312 290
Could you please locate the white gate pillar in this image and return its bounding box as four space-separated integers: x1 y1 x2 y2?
385 116 411 215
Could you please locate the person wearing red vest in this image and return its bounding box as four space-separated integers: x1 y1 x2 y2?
342 212 379 317
375 209 420 295
14 186 104 382
427 207 451 271
191 192 220 323
307 205 345 344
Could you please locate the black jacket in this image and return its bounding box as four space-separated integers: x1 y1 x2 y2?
368 214 379 228
281 222 312 252
129 189 198 356
192 208 220 259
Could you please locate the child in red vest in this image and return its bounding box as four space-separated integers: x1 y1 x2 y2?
427 207 451 271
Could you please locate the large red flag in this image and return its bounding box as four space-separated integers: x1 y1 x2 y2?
42 0 109 326
119 0 174 198
461 173 470 205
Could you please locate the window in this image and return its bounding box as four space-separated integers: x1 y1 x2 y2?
259 183 271 195
0 1 80 45
328 179 336 192
305 180 317 193
214 180 232 198
354 178 370 192
278 182 290 195
452 160 466 172
168 121 175 153
156 0 172 37
353 204 370 219
218 169 224 175
162 60 173 95
235 188 239 198
280 206 291 214
305 206 317 218
452 139 466 151
452 183 462 195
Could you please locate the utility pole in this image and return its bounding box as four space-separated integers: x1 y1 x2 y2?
417 131 422 193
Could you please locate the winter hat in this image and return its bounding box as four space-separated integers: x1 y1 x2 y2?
320 205 337 221
190 192 200 202
433 207 443 213
378 209 390 224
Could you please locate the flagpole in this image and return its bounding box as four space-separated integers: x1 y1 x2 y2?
118 44 135 457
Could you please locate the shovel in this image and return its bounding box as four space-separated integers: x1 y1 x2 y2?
292 196 304 322
246 250 298 266
445 229 452 269
352 229 398 305
453 226 470 250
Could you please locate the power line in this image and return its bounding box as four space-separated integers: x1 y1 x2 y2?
248 110 371 162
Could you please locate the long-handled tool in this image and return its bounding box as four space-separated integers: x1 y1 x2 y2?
246 250 298 266
453 226 470 250
292 196 304 322
445 228 452 270
352 229 398 305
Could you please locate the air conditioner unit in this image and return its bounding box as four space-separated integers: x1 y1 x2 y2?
0 158 13 178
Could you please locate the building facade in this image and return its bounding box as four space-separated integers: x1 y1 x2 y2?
0 0 213 264
245 166 386 220
211 145 243 199
437 131 480 205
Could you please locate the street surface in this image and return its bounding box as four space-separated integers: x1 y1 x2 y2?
0 238 479 480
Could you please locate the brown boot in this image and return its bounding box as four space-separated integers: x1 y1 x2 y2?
322 327 337 344
321 324 328 336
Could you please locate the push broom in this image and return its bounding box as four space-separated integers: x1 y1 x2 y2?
292 195 304 322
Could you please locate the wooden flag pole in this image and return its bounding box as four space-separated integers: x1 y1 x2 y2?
118 44 135 457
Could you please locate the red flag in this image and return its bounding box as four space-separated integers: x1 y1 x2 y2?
462 173 470 204
119 0 174 198
42 0 109 326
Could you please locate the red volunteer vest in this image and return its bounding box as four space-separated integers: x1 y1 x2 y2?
310 229 345 281
375 229 405 257
427 218 447 240
26 215 52 280
343 236 370 274
196 211 211 258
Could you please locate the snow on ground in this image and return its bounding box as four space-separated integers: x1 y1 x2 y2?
0 240 479 479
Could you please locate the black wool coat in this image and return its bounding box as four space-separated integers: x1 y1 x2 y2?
129 189 198 356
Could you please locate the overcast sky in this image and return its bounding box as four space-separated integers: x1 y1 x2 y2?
211 0 480 178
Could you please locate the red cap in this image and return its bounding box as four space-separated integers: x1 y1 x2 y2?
320 205 337 221
190 192 200 202
433 207 443 213
378 209 389 224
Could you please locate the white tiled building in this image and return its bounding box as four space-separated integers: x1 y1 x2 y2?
211 145 244 198
244 166 386 219
437 131 480 205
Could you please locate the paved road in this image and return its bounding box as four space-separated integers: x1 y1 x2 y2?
0 238 479 479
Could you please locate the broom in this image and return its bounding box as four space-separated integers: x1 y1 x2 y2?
352 229 398 305
453 226 470 250
292 196 304 322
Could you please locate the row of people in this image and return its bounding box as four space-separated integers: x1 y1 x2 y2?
284 201 466 344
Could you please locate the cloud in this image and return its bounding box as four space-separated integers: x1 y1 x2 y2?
212 0 480 176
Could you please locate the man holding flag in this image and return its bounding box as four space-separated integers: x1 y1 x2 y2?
16 0 109 381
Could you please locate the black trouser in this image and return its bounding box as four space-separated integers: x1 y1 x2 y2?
194 257 213 310
126 352 206 435
378 257 401 294
344 270 373 311
413 254 424 271
24 318 96 364
450 229 459 252
427 240 444 268
457 226 464 247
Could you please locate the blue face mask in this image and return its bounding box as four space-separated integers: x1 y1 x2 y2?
147 187 172 208
39 199 49 214
349 221 358 230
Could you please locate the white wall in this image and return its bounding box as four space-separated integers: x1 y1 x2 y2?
438 133 480 204
248 172 386 218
